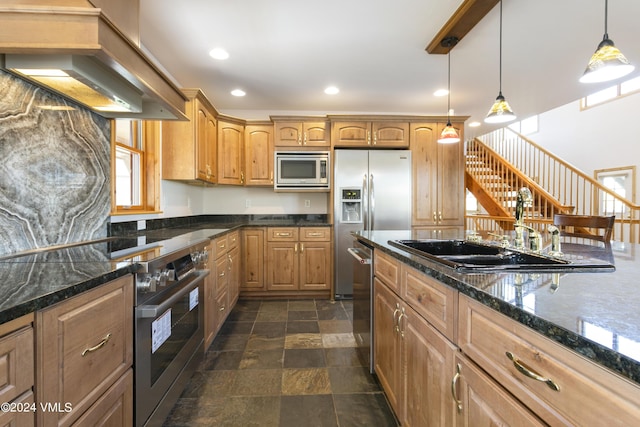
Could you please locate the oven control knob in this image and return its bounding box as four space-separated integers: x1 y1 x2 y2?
136 274 156 293
159 269 171 286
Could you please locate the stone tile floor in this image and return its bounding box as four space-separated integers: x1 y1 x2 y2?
163 299 399 426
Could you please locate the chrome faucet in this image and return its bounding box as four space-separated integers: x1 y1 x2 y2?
514 187 533 249
515 223 541 252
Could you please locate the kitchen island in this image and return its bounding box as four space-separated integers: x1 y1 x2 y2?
355 229 640 425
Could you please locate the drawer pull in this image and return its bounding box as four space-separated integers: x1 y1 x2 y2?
82 333 111 357
397 307 406 339
451 363 462 414
506 352 560 392
307 232 323 237
276 232 292 237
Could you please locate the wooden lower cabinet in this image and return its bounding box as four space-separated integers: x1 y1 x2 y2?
374 278 456 426
36 274 133 427
70 369 133 427
453 354 545 426
264 227 331 296
204 239 217 350
240 228 266 292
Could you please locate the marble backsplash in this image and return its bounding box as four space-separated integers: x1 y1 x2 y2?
0 71 110 256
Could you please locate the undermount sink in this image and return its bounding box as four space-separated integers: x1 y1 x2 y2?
387 239 615 272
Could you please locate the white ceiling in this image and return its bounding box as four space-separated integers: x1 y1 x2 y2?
139 0 640 135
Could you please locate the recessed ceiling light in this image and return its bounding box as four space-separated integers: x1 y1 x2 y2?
231 89 246 97
469 121 481 127
209 48 229 60
433 89 448 97
324 86 339 95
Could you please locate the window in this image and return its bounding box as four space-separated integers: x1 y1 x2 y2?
581 75 640 110
111 119 160 214
507 115 538 136
595 166 635 217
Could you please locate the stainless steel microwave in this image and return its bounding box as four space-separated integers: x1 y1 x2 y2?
274 151 330 191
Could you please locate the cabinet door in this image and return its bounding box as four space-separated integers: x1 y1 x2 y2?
402 304 457 427
299 241 330 290
205 113 217 182
302 121 330 146
241 228 265 291
372 122 409 148
37 275 133 427
436 122 464 226
244 125 273 186
454 355 545 427
373 278 402 416
274 122 303 146
218 120 244 185
332 121 371 147
266 242 298 290
410 123 439 226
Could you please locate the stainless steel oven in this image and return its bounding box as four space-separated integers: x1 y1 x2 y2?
134 241 209 427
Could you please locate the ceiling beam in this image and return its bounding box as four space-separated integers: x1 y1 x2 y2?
426 0 499 54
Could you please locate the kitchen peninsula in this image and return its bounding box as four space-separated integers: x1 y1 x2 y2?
355 229 640 426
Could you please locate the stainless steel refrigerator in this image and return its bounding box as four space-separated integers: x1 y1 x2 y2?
333 149 412 298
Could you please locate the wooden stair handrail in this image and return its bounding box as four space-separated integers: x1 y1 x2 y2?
497 128 640 210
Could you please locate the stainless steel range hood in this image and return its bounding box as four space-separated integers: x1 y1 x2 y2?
0 4 188 120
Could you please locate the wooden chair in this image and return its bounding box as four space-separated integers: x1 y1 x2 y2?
553 214 615 243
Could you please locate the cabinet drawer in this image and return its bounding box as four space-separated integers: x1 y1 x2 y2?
214 234 229 255
0 390 35 427
226 230 240 250
37 275 133 427
0 325 33 404
401 264 457 342
300 227 330 241
458 294 640 426
374 251 401 294
215 255 229 295
268 227 298 241
71 369 133 427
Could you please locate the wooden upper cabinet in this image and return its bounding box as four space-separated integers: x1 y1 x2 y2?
244 124 274 186
274 120 330 147
410 122 464 227
217 118 245 185
162 89 217 184
332 121 409 148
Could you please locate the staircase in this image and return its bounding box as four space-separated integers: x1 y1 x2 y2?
465 128 640 243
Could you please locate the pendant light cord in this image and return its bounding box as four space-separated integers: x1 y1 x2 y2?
603 0 608 39
447 50 451 120
498 0 503 94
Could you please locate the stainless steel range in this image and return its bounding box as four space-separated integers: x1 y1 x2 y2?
133 239 209 427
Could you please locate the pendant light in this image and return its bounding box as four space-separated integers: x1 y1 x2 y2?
485 0 516 124
579 0 634 84
438 37 460 144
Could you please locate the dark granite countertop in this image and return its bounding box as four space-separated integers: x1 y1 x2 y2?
353 229 640 387
0 215 331 326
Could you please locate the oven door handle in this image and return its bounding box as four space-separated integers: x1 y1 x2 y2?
137 270 210 319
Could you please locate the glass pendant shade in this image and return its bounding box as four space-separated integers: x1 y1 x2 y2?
579 37 635 83
485 92 516 124
438 122 460 143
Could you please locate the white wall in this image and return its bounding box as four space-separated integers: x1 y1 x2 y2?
531 91 640 200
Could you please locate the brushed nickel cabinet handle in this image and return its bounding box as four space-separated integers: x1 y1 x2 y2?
300 243 304 253
307 232 323 237
397 307 406 339
219 305 226 312
367 130 371 145
275 232 292 237
451 363 462 414
373 131 378 145
506 352 560 391
82 333 112 357
294 243 298 253
392 303 400 334
433 211 437 223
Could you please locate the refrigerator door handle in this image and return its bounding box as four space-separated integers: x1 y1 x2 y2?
370 173 375 230
363 173 369 230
